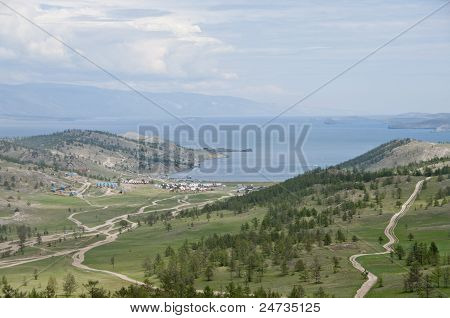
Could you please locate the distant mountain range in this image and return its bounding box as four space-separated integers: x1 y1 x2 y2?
321 113 450 131
0 83 273 120
1 83 449 129
387 113 450 131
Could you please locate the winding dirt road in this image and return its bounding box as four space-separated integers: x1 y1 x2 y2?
70 193 233 284
349 178 428 298
0 189 234 289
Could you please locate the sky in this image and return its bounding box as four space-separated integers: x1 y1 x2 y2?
0 0 449 116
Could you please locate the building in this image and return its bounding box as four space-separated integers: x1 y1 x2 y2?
96 182 118 189
121 178 152 185
156 182 223 192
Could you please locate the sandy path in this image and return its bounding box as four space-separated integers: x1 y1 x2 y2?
0 194 180 258
349 178 428 298
77 181 91 196
0 189 234 290
69 192 234 285
71 224 145 286
0 195 181 268
0 249 79 269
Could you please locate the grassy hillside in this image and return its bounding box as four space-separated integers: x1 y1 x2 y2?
0 130 218 178
74 158 449 297
339 139 450 171
0 140 449 298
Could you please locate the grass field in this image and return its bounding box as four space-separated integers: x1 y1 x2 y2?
360 176 450 298
83 208 266 281
1 174 448 297
0 255 128 295
192 244 364 297
2 233 106 261
80 175 448 297
0 209 13 218
2 193 92 236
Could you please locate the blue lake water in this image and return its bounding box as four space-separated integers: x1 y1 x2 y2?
1 116 449 182
169 117 450 182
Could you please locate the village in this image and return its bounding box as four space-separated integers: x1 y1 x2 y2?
155 181 225 192
47 169 266 196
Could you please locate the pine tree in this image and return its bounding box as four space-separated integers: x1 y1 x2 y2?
378 276 384 288
205 264 214 281
332 256 340 273
428 242 440 266
431 266 442 288
378 236 384 245
62 273 77 297
336 229 346 242
295 259 305 272
311 257 321 284
394 244 405 260
419 274 433 298
202 286 214 297
443 267 449 288
46 276 57 298
313 287 328 298
281 260 289 276
288 285 305 298
142 257 153 277
323 233 332 246
404 262 422 293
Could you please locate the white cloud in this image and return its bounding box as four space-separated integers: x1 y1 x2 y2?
0 1 236 81
116 40 169 75
0 0 448 113
128 16 201 36
0 4 69 62
0 47 15 59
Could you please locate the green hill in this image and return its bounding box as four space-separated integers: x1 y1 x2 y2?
339 139 450 171
0 130 216 178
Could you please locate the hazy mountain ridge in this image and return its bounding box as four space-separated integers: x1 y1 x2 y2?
0 83 273 119
388 113 450 131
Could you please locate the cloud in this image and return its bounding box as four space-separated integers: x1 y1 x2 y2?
107 8 170 19
128 16 202 36
0 0 448 114
0 47 15 59
0 1 236 81
0 4 69 62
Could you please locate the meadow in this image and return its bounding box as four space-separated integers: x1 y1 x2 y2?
1 173 448 298
361 176 450 298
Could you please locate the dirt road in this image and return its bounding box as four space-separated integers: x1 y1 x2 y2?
69 193 232 283
0 190 234 290
349 178 428 298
